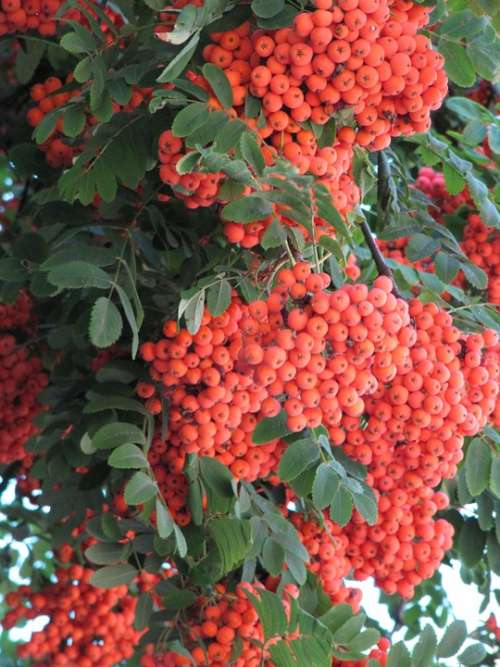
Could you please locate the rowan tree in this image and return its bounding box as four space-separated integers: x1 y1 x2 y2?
0 0 499 666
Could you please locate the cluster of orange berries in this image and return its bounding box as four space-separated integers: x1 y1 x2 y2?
461 212 500 305
158 129 226 210
2 566 142 667
27 75 151 167
290 509 363 611
0 292 47 466
146 429 193 526
138 293 288 482
206 0 446 145
139 261 500 601
338 303 499 597
0 0 122 37
159 0 447 234
141 581 300 667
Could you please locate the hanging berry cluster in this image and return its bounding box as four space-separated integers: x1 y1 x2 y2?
159 0 447 225
0 291 47 466
2 566 142 667
138 260 500 601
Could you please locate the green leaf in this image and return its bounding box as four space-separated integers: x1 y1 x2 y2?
387 642 411 667
202 63 233 108
467 39 500 81
261 218 287 250
435 252 460 283
412 625 437 667
213 118 247 153
156 498 174 539
33 109 61 144
114 283 140 358
329 485 353 527
124 471 158 505
332 614 365 644
465 438 492 496
13 232 48 263
0 257 27 283
312 464 340 510
93 422 146 449
63 105 86 138
240 132 265 174
199 456 235 499
61 30 97 54
172 102 208 138
252 411 292 444
251 0 284 18
85 543 128 565
458 643 487 665
437 620 467 658
352 483 378 526
174 524 188 557
47 261 110 289
207 280 231 316
348 629 381 653
487 532 500 575
157 33 200 83
108 443 148 469
440 41 476 86
209 518 252 574
15 40 45 84
458 518 485 567
181 289 205 335
246 589 288 642
278 439 320 483
222 195 273 222
262 538 285 575
89 563 137 588
89 297 123 348
443 163 466 195
134 592 153 631
406 234 440 261
491 456 500 498
461 261 488 290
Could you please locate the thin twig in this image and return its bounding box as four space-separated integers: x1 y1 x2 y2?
360 218 402 299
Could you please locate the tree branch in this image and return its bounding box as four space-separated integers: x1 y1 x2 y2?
360 151 403 298
360 218 398 290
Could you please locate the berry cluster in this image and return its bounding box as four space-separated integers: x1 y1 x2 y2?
3 566 142 667
27 75 151 167
0 289 32 330
415 166 472 221
140 581 300 667
206 0 446 145
158 129 226 210
337 302 499 597
462 212 500 305
0 0 122 37
159 0 447 226
139 261 500 601
0 292 47 466
290 509 363 611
